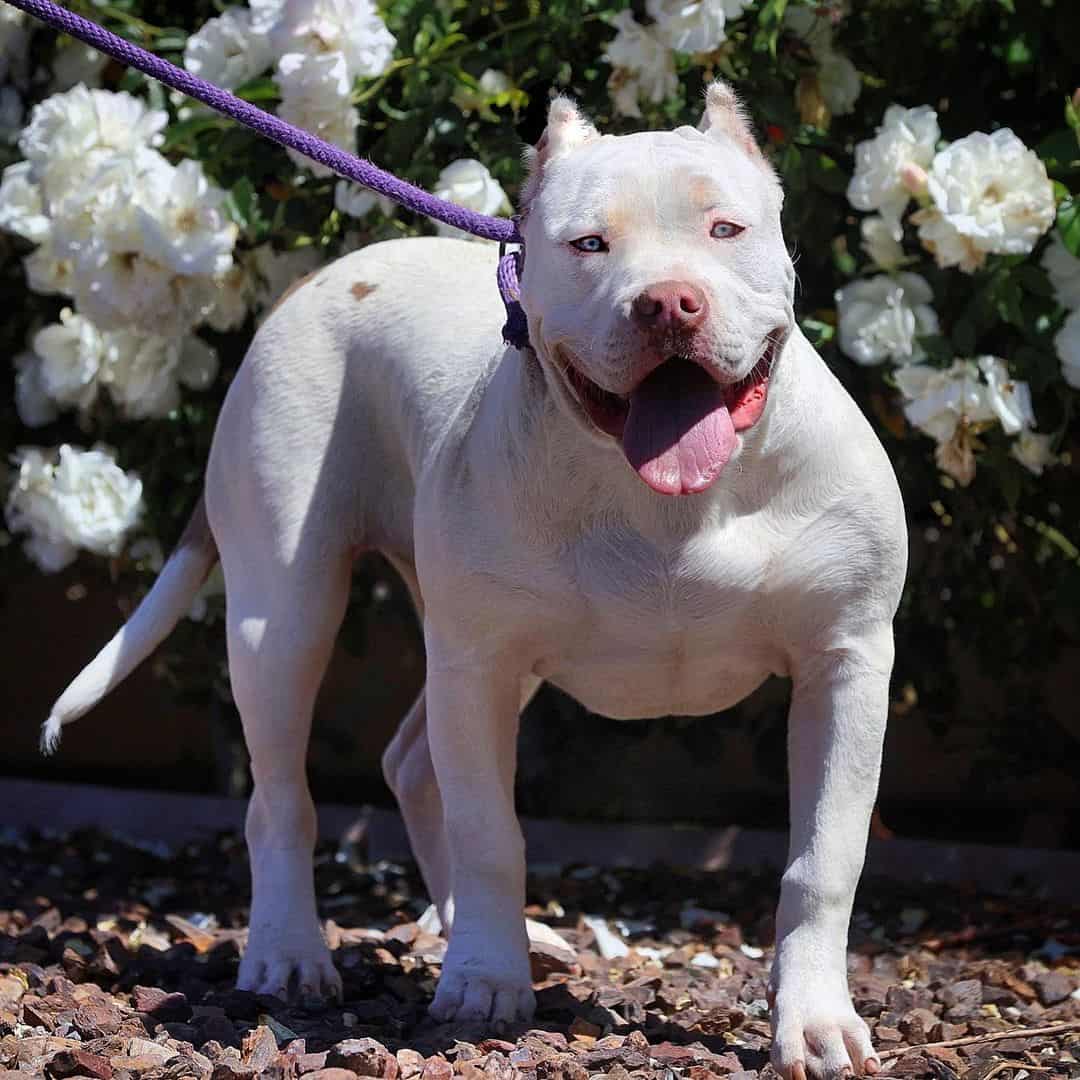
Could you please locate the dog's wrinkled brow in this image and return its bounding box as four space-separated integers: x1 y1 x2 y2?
684 172 724 209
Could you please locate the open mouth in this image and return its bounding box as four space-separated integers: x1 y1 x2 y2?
559 332 783 496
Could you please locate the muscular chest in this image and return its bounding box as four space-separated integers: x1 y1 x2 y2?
539 520 785 715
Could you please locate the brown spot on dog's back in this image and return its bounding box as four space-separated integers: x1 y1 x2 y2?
352 281 377 301
268 269 320 316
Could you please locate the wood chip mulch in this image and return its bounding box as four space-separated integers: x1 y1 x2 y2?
1 827 1078 1080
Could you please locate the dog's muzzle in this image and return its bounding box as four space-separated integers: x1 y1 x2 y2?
560 330 783 496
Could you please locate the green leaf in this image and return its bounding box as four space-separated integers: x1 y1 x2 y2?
161 114 229 151
994 278 1025 327
1066 95 1080 134
832 248 856 276
1015 263 1055 298
224 177 268 239
753 0 789 57
918 334 953 365
234 77 281 104
808 152 849 195
951 319 976 356
1057 198 1080 256
1000 465 1021 511
1004 35 1033 69
1036 129 1080 172
800 317 835 347
154 31 189 52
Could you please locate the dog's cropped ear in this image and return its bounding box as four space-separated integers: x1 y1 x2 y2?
520 96 599 210
698 81 769 169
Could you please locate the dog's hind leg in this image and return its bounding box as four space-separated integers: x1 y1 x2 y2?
223 546 353 1001
382 582 540 932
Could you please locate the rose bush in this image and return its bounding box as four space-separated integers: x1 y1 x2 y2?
1 0 1078 785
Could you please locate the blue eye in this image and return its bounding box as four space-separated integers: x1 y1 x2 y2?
711 221 744 239
571 235 608 253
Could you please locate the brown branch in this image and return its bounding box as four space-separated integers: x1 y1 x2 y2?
979 1063 1051 1079
878 1020 1080 1061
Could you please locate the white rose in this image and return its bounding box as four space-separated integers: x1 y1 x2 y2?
31 308 105 414
6 444 143 572
184 8 274 90
846 104 939 221
911 206 986 274
177 336 220 392
645 0 750 53
860 215 904 270
249 0 288 34
817 50 860 116
835 272 939 366
24 239 74 297
1056 309 1080 390
70 245 218 336
47 148 163 263
925 129 1055 261
0 160 50 243
19 86 167 201
124 158 237 277
14 352 59 428
1011 431 1057 476
40 148 232 335
1042 233 1080 310
894 359 996 443
603 10 678 119
976 356 1035 435
19 311 220 421
432 159 510 241
334 180 395 219
275 50 358 176
51 41 109 91
783 6 834 58
250 242 324 314
98 331 183 418
270 0 395 82
207 263 255 332
92 332 214 419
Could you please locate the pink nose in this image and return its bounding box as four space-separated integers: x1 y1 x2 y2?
631 281 708 332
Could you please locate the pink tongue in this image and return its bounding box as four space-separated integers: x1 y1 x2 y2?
622 360 736 496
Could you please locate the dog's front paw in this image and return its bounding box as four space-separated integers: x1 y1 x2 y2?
429 938 534 1028
238 925 342 1004
770 989 880 1080
429 970 534 1027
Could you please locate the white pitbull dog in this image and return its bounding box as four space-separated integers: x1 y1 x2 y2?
46 84 905 1080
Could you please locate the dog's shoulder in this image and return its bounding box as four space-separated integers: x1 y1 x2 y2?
759 335 908 630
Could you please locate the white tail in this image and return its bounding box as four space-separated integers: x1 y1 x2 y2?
41 497 218 754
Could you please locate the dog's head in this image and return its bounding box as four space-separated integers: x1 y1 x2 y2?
517 82 795 497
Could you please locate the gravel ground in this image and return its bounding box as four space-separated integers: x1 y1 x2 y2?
1 827 1078 1080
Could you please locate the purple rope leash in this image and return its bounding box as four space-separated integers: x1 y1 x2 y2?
1 0 530 348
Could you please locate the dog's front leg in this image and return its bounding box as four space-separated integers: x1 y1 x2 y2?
423 631 533 1027
769 627 893 1080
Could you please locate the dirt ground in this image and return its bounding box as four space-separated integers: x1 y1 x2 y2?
1 828 1078 1080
